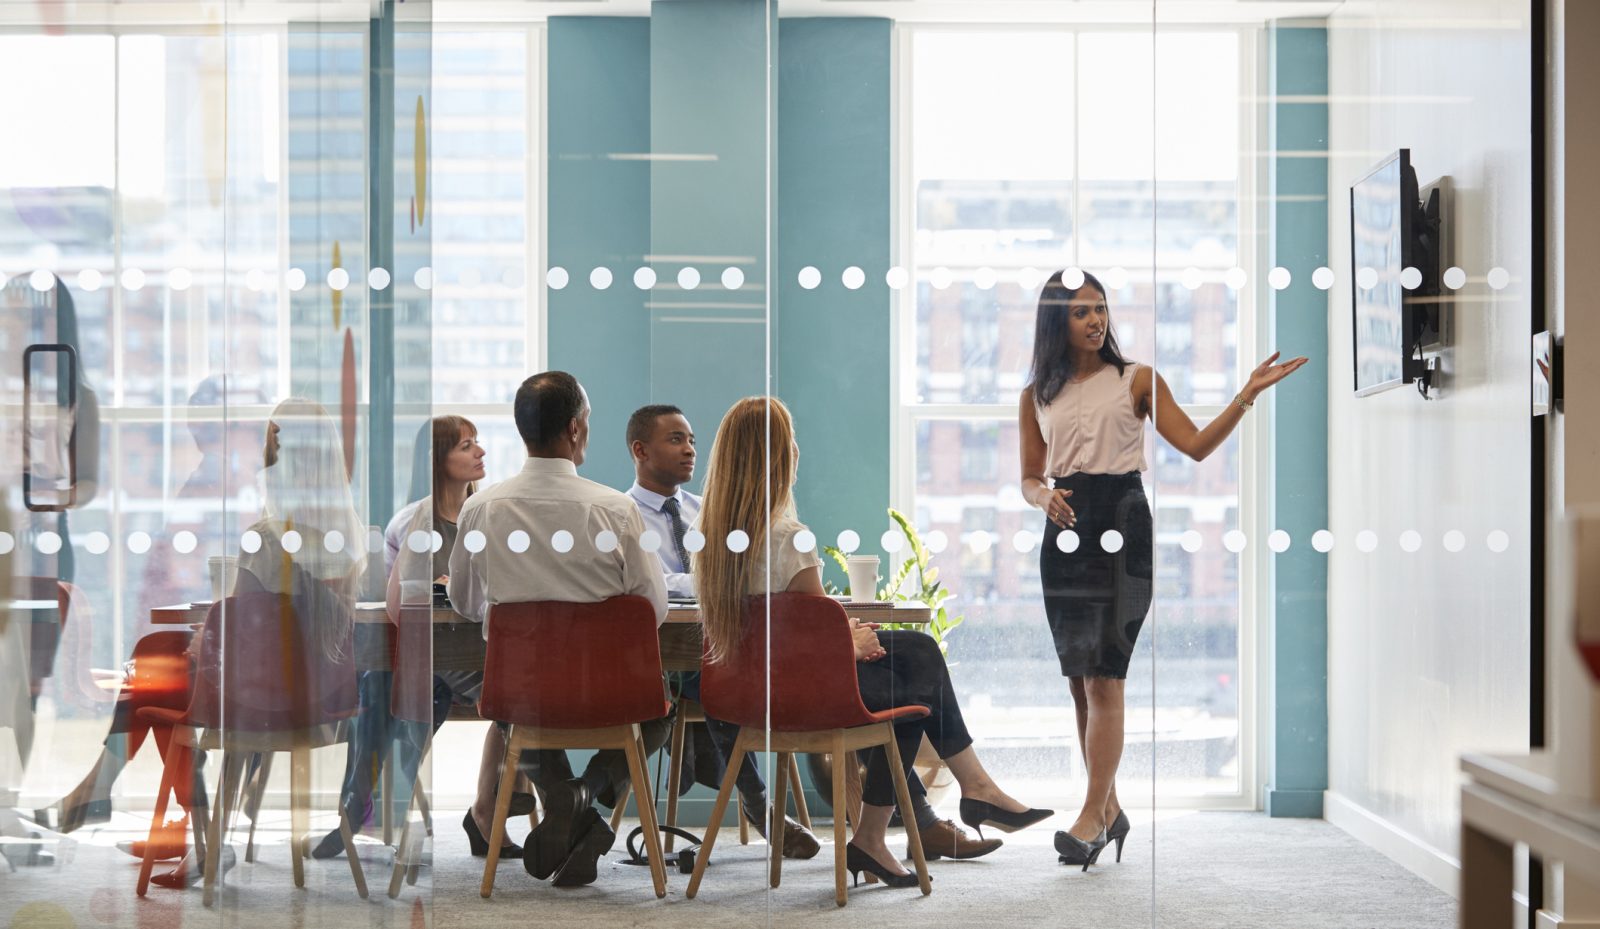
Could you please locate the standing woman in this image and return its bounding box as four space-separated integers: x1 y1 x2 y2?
1019 270 1305 867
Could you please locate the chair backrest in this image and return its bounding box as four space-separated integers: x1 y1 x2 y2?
389 602 436 724
187 592 358 731
700 592 882 732
477 596 667 730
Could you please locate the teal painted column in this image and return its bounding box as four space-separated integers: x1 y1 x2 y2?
776 17 892 587
1266 21 1330 818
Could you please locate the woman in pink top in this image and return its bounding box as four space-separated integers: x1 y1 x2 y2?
1018 270 1306 868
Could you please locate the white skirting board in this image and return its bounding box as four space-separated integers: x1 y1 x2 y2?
1323 790 1463 898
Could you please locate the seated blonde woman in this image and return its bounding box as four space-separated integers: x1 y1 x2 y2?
693 397 1052 887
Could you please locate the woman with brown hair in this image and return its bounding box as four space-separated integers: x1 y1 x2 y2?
695 396 1050 887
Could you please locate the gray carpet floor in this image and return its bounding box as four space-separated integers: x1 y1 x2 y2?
1 810 1455 928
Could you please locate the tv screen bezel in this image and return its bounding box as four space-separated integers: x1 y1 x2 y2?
1350 149 1412 397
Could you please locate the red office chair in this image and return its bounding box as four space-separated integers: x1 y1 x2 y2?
685 592 932 907
134 593 365 906
475 596 672 899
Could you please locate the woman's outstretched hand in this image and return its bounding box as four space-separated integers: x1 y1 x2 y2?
1242 352 1310 402
850 618 886 663
1041 488 1075 529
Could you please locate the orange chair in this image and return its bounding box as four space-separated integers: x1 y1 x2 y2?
685 592 932 907
135 593 365 906
476 596 672 899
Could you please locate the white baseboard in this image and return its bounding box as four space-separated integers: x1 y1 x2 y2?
1324 790 1462 899
1538 912 1600 928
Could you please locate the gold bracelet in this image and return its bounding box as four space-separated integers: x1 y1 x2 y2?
1233 393 1254 411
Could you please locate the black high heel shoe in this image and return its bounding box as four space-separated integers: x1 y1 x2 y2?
958 798 1053 839
462 811 523 860
1106 810 1130 863
55 797 112 834
1054 829 1108 872
845 844 921 889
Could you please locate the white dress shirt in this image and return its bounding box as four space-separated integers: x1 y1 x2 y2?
448 457 668 638
625 482 700 598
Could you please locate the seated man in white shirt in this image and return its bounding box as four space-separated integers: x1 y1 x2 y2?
623 403 820 860
449 371 672 888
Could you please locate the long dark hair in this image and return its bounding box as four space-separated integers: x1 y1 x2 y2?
1025 269 1131 407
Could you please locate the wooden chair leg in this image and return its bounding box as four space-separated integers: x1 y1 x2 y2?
624 724 668 899
479 726 521 899
609 780 629 835
289 746 311 889
788 753 811 829
136 735 183 896
244 753 274 863
686 732 748 899
338 802 369 898
387 791 415 899
381 748 395 847
843 751 865 837
832 732 849 908
203 750 244 907
885 731 931 896
769 752 790 889
664 710 688 852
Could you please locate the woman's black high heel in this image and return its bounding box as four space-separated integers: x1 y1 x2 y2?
958 798 1054 839
1054 829 1107 872
1106 809 1130 863
462 811 523 860
845 843 920 889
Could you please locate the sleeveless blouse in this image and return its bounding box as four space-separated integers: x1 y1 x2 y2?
1035 363 1147 478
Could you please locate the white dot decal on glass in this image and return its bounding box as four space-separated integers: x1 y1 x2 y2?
1356 530 1379 553
546 267 569 290
881 530 906 554
130 531 154 555
925 530 948 554
973 267 997 290
122 268 146 291
1018 266 1043 292
683 529 706 554
1062 267 1086 289
725 529 749 553
968 532 994 555
1400 267 1422 291
1487 530 1510 553
836 530 861 554
407 530 429 554
885 266 909 290
552 530 575 554
29 269 55 291
1225 267 1247 290
463 529 486 553
238 530 260 554
589 267 612 290
1223 530 1247 553
368 528 386 554
1269 530 1291 553
37 531 62 555
1312 267 1335 290
325 530 345 554
1181 267 1203 290
1056 529 1080 553
85 532 110 555
1104 267 1129 291
798 266 821 290
327 268 349 292
794 529 817 553
501 266 525 289
842 266 866 290
639 529 661 553
677 267 700 290
368 267 391 290
414 267 434 290
78 269 102 291
930 266 953 290
1312 530 1335 553
1102 530 1125 553
595 530 619 554
173 531 197 554
1268 267 1291 291
1399 530 1422 552
1180 530 1203 553
721 267 744 290
1442 266 1467 290
282 530 303 554
0 533 13 555
1012 530 1035 553
1487 267 1511 291
245 268 265 292
507 530 530 554
1443 530 1466 553
284 268 305 292
633 267 657 290
1356 267 1379 290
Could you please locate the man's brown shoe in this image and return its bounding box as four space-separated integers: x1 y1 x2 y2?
917 818 1003 860
746 810 822 860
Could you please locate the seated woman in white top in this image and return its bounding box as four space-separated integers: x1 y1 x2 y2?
694 397 1052 887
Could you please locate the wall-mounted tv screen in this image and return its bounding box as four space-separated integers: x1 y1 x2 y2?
1350 149 1441 396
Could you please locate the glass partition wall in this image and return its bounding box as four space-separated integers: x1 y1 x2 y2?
0 0 1538 926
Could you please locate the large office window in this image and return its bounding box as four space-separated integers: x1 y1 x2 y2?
899 26 1255 800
